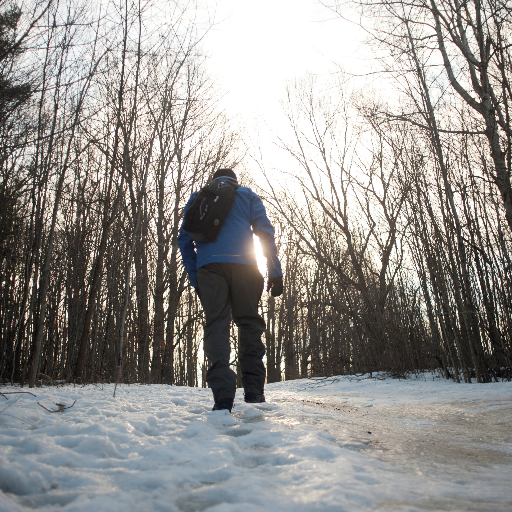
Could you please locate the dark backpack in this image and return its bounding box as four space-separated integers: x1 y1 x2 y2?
182 179 240 243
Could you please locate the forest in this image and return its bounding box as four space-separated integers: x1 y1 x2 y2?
0 0 511 388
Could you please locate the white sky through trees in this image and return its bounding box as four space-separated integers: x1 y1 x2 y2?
202 0 366 178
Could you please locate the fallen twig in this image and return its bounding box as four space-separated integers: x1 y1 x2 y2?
0 391 37 400
37 400 77 413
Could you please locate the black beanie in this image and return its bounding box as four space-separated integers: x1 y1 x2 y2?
213 168 237 181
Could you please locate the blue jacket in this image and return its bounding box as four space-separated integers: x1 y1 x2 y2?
178 177 283 288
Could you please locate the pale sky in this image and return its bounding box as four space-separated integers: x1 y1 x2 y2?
201 0 368 178
198 0 370 271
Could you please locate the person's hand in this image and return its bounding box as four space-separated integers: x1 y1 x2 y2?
267 276 283 297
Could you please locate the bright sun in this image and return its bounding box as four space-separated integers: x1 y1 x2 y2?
253 235 267 277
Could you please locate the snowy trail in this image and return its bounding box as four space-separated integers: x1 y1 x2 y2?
0 376 511 512
276 381 512 510
289 389 512 469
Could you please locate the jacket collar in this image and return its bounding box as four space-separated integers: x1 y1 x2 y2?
213 176 238 185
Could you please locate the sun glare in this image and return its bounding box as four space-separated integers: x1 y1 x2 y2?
253 235 267 277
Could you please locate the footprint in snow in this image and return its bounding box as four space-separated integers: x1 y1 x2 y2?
238 409 265 423
223 427 252 437
254 403 276 411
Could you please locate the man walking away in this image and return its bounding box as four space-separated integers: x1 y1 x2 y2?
178 168 283 412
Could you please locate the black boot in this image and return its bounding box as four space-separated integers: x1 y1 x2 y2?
244 391 265 403
212 397 234 412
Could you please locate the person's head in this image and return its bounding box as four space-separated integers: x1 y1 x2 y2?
212 168 237 182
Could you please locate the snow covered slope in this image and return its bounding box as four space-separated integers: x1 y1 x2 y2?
1 375 511 511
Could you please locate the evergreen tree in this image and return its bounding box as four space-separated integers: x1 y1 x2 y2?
0 3 31 275
0 4 31 123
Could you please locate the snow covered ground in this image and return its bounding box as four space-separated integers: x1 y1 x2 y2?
1 374 511 512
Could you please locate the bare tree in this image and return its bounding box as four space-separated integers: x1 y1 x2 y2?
264 76 412 376
29 1 105 387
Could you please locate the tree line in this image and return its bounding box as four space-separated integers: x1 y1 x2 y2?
0 0 510 388
262 0 512 383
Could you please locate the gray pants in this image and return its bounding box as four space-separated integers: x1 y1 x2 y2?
197 263 266 401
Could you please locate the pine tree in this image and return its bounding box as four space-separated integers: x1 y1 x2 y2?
0 3 32 278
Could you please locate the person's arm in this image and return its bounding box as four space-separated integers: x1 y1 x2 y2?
178 194 198 288
250 192 282 279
